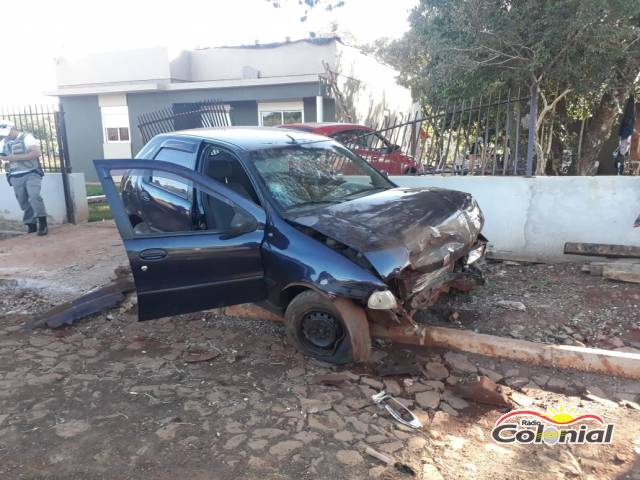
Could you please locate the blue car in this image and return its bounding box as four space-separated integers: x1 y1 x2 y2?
95 127 486 364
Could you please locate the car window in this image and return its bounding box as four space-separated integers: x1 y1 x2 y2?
144 148 197 200
333 129 388 151
247 143 393 212
113 168 246 235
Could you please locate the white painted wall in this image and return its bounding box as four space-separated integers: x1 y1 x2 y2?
190 41 335 81
0 173 88 226
390 176 640 262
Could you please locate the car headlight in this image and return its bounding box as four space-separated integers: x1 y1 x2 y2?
466 242 486 265
367 290 398 310
464 198 483 231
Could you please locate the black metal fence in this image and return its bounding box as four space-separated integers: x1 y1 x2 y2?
348 90 536 176
138 99 231 144
0 104 74 222
0 104 70 173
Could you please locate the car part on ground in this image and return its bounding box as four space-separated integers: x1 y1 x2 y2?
371 391 422 429
23 277 134 330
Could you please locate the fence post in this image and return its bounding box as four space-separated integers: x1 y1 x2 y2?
56 106 76 224
525 83 538 177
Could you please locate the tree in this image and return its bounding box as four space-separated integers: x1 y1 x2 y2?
378 0 640 174
268 0 345 22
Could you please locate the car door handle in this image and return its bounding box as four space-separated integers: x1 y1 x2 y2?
140 190 151 202
139 248 167 260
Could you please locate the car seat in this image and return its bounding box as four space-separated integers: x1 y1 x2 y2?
205 159 252 230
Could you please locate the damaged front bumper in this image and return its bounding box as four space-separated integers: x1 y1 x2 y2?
392 238 487 314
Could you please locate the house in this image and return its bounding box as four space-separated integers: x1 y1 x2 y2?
46 36 413 182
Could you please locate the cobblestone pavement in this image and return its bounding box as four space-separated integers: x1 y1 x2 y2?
1 284 639 479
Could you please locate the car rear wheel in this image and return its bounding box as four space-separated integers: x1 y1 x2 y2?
284 290 352 364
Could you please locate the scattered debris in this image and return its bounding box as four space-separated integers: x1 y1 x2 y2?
371 391 422 429
24 278 134 329
456 376 512 408
377 363 421 377
603 263 640 284
564 242 640 259
183 351 220 364
364 445 393 465
312 372 358 386
496 300 527 312
370 324 640 379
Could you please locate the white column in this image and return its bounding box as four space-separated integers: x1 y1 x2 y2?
316 95 324 123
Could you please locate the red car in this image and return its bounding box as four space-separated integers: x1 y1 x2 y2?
279 123 418 175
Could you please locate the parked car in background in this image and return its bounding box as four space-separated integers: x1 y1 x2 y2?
95 127 486 364
278 122 418 175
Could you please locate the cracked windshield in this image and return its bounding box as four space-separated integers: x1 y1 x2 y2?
249 144 392 211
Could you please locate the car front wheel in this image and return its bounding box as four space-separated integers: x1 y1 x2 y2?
284 290 353 364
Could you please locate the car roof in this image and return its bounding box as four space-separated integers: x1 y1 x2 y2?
279 123 373 135
170 126 333 150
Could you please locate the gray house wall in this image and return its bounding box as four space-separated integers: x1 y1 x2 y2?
126 82 324 153
61 81 337 182
60 95 103 183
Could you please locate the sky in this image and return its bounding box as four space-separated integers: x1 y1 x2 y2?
0 0 416 105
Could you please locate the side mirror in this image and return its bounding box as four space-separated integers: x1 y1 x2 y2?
229 210 258 235
387 144 401 153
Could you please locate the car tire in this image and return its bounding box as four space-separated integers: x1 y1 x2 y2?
284 290 353 365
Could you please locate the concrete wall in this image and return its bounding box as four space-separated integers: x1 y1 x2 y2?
391 176 640 262
60 96 104 183
0 173 88 227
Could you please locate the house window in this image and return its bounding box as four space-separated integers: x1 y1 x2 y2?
258 101 304 126
101 105 131 143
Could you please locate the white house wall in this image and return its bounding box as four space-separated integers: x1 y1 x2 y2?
189 41 336 82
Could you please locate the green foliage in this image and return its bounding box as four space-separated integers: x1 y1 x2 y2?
381 0 640 107
268 0 344 22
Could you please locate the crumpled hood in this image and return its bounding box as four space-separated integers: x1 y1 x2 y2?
288 187 484 280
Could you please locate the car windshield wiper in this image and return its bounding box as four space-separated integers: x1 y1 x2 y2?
342 186 388 200
288 199 342 210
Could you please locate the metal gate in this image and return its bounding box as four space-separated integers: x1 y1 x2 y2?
137 99 231 144
0 105 75 223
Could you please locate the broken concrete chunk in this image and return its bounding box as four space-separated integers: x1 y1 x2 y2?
415 390 441 410
496 300 527 312
443 352 477 374
441 392 470 410
425 361 449 380
361 377 384 390
312 372 355 386
504 376 529 389
383 379 402 396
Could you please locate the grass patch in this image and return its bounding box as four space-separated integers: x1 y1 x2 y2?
86 183 103 197
88 202 113 222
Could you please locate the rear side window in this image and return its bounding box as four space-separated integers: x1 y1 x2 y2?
154 147 195 168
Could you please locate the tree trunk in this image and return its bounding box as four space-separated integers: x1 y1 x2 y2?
577 92 619 175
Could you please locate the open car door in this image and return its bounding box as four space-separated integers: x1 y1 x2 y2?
94 159 268 320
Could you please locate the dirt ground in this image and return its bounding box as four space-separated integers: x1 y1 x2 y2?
1 225 639 480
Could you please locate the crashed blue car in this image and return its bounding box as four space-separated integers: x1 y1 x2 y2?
95 127 486 364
